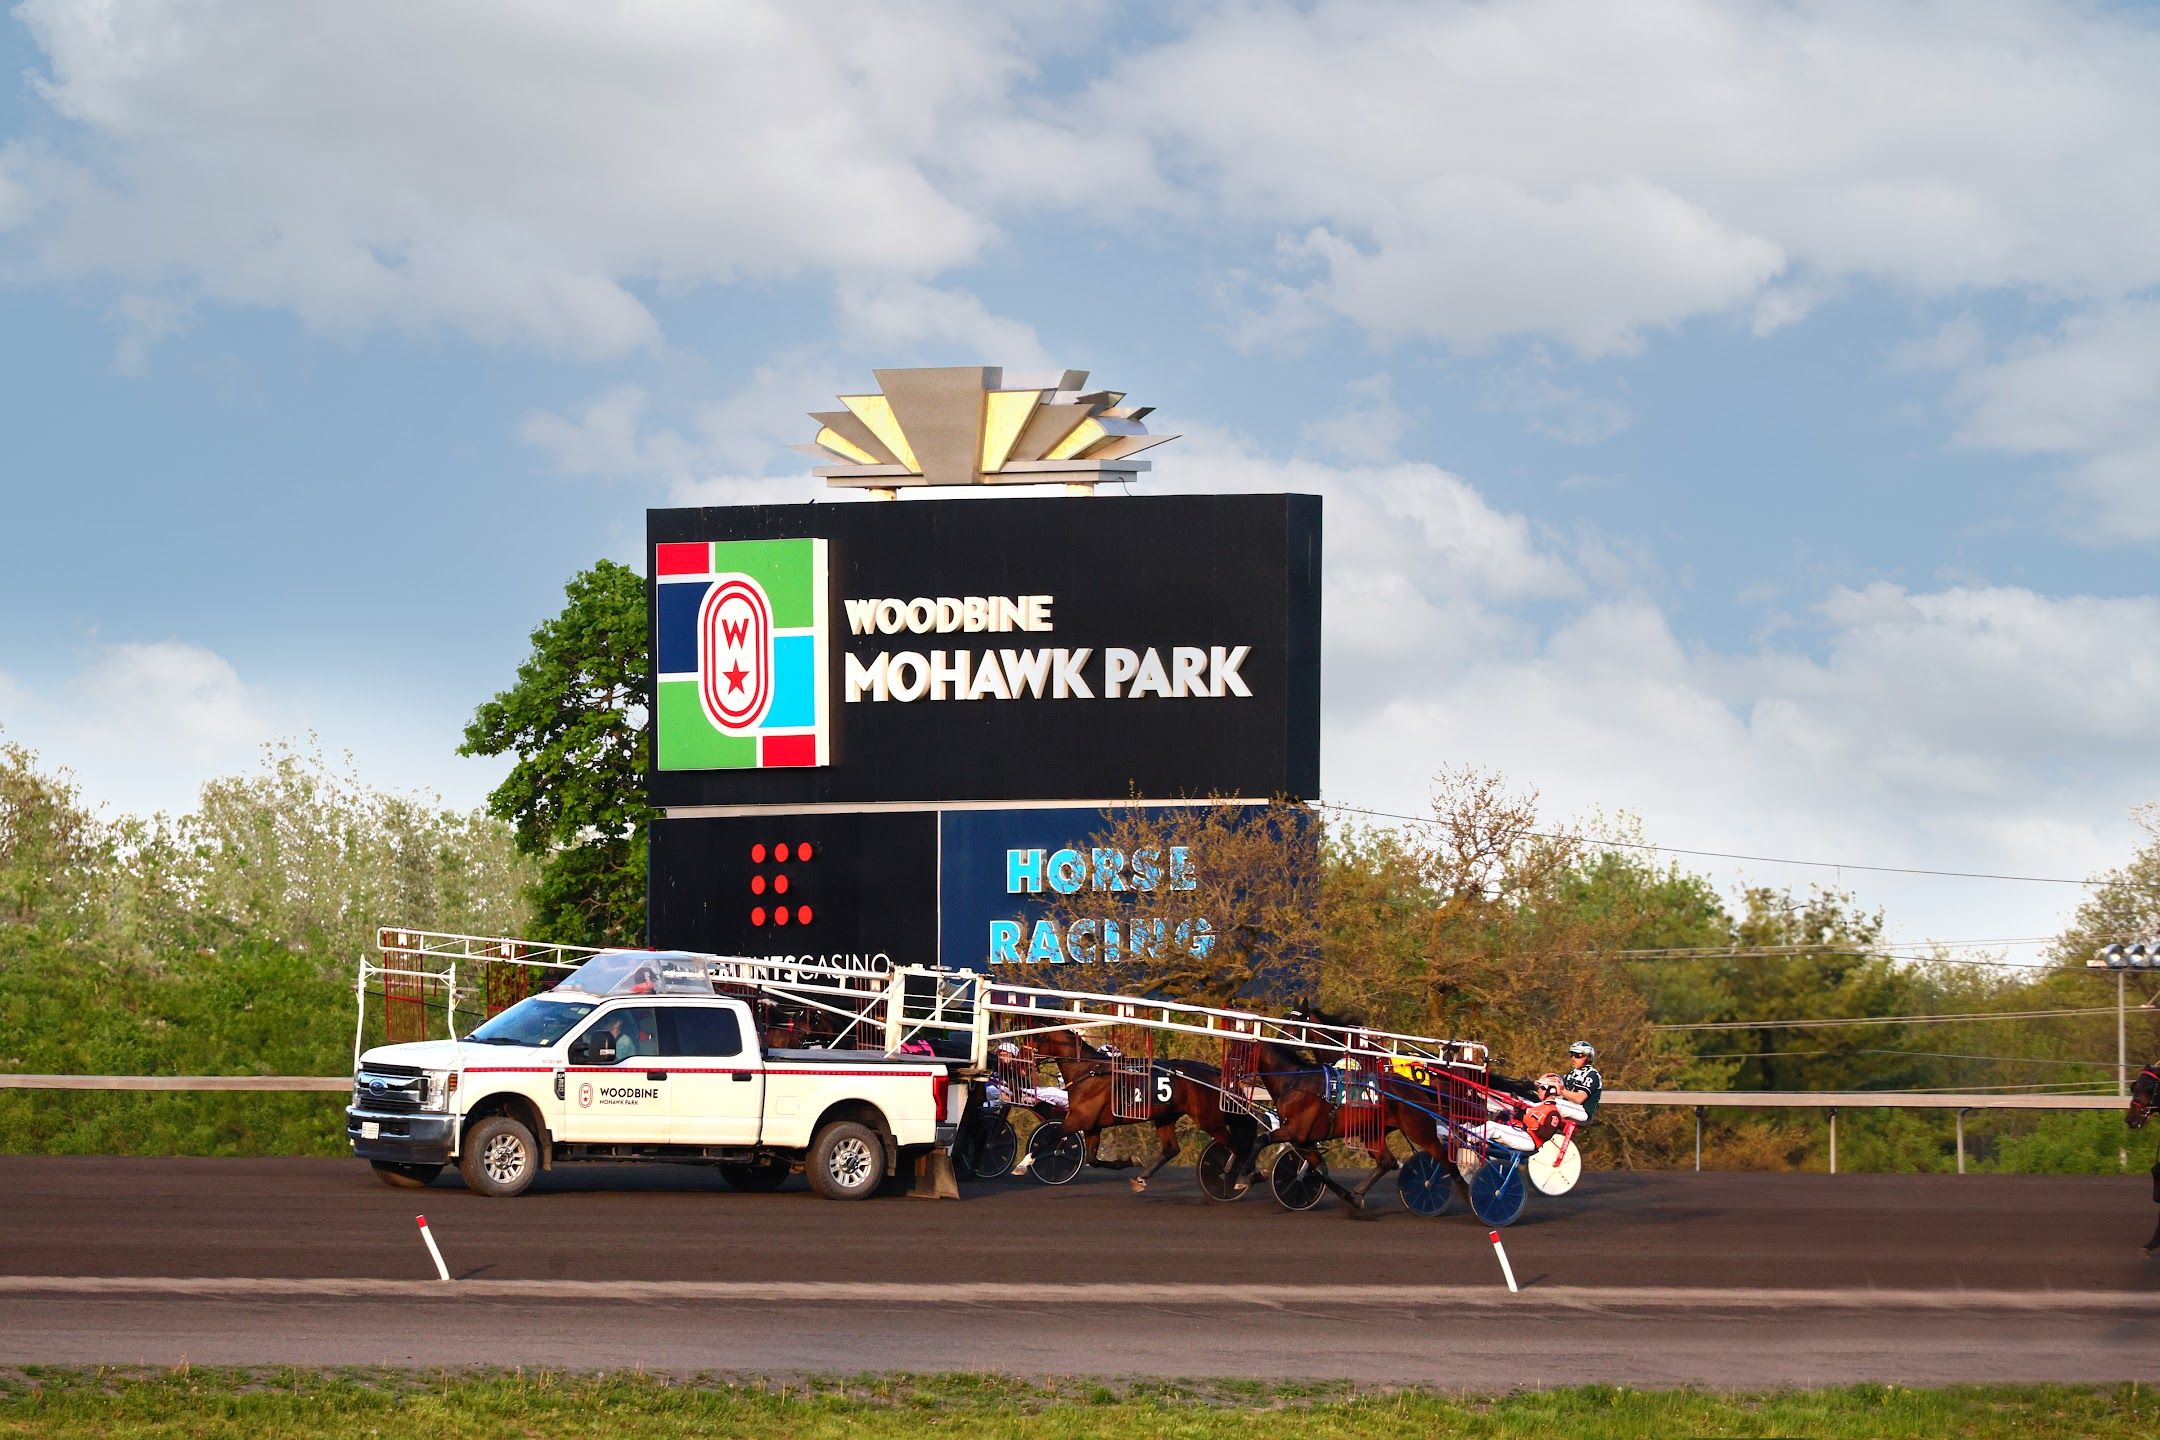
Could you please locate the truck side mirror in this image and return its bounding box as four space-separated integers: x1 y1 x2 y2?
571 1035 617 1065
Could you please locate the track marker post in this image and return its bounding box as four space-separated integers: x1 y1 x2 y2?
1488 1230 1519 1293
415 1215 451 1282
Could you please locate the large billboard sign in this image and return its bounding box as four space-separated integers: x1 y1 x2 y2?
647 493 1321 809
650 805 1243 973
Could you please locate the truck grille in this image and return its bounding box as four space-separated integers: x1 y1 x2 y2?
354 1064 429 1112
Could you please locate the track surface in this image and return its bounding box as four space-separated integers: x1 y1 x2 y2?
3 1156 2157 1384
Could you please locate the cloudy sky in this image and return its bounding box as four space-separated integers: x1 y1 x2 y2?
3 0 2157 951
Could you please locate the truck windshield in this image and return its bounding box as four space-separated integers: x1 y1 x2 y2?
464 997 595 1048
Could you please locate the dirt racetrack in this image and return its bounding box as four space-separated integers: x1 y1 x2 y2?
2 1155 2155 1384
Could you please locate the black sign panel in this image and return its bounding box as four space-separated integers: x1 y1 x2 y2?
646 493 1320 808
649 812 940 968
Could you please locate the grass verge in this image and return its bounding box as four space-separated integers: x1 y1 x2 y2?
0 1369 2152 1439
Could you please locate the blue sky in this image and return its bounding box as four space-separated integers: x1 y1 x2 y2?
4 0 2159 952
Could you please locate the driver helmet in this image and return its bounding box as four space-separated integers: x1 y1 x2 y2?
1535 1072 1563 1098
1568 1041 1595 1061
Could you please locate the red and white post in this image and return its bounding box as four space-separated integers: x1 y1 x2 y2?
1488 1230 1519 1293
415 1214 451 1282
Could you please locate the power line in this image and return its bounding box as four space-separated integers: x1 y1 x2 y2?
1652 1005 2126 1032
1317 801 2100 886
1604 938 2058 957
1696 1047 2114 1069
1602 943 2066 969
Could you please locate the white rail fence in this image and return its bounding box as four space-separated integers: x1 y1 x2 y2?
2 1076 2123 1175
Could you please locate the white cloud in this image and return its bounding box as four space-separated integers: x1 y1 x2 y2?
832 281 1049 368
1480 347 1632 445
1138 439 2151 944
6 0 1025 355
1299 374 1415 462
2 640 270 816
1943 301 2160 541
15 0 2158 369
1083 0 2160 352
0 640 511 821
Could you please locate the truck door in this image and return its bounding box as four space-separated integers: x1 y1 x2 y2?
558 1004 669 1144
660 1002 763 1146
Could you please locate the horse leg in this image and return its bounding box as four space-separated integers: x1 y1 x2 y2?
1351 1143 1396 1201
1132 1123 1178 1193
1303 1145 1369 1211
2146 1162 2160 1254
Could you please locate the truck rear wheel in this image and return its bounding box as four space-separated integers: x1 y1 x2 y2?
459 1115 539 1198
370 1161 442 1189
807 1120 884 1201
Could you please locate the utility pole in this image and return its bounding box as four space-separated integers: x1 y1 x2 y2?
2120 968 2128 1100
2089 947 2140 1173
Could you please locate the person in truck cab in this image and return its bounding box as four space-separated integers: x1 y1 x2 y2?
591 1010 653 1061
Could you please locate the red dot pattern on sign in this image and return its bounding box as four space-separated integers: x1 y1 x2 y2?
748 841 815 926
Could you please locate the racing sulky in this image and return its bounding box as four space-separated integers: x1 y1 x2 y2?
2129 1062 2160 1255
1250 1003 1456 1216
1030 1027 1261 1193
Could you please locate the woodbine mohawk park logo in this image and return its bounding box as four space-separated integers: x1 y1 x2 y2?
655 538 831 770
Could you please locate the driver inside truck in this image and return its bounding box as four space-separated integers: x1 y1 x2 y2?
593 1010 654 1062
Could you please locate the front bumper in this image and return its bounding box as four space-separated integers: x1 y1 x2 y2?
346 1106 456 1165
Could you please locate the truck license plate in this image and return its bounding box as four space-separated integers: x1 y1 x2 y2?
361 1121 380 1140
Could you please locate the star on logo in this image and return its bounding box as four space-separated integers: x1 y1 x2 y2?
721 662 748 695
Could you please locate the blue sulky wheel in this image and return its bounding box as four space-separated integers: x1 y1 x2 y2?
1028 1122 1086 1185
1269 1146 1328 1211
1469 1155 1529 1228
1397 1151 1455 1217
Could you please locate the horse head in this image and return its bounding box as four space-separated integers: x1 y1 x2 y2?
2129 1064 2160 1130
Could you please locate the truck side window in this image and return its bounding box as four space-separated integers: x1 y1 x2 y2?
663 1006 743 1059
584 1006 659 1062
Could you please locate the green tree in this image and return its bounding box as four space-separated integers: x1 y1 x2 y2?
0 737 105 943
461 560 651 946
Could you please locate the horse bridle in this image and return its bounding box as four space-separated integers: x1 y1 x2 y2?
2128 1065 2160 1129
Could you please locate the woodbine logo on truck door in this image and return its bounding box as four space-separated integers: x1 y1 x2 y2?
655 538 831 770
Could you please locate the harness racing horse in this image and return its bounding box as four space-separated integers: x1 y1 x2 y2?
1029 1028 1261 1193
2129 1063 2160 1255
1250 1006 1457 1215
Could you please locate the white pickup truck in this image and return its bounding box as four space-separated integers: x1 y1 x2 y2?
346 950 960 1199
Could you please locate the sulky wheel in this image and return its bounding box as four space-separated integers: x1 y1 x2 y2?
1028 1122 1086 1185
1269 1147 1329 1211
1469 1155 1529 1228
1527 1132 1583 1196
1197 1138 1251 1203
1397 1151 1456 1217
976 1117 1020 1178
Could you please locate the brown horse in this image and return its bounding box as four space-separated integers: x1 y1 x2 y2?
1029 1028 1261 1194
2128 1063 2160 1254
1250 1006 1459 1215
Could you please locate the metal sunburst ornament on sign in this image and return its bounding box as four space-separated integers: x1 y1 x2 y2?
793 367 1178 497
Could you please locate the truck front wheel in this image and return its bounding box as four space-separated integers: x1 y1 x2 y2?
807 1121 884 1201
459 1115 539 1197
